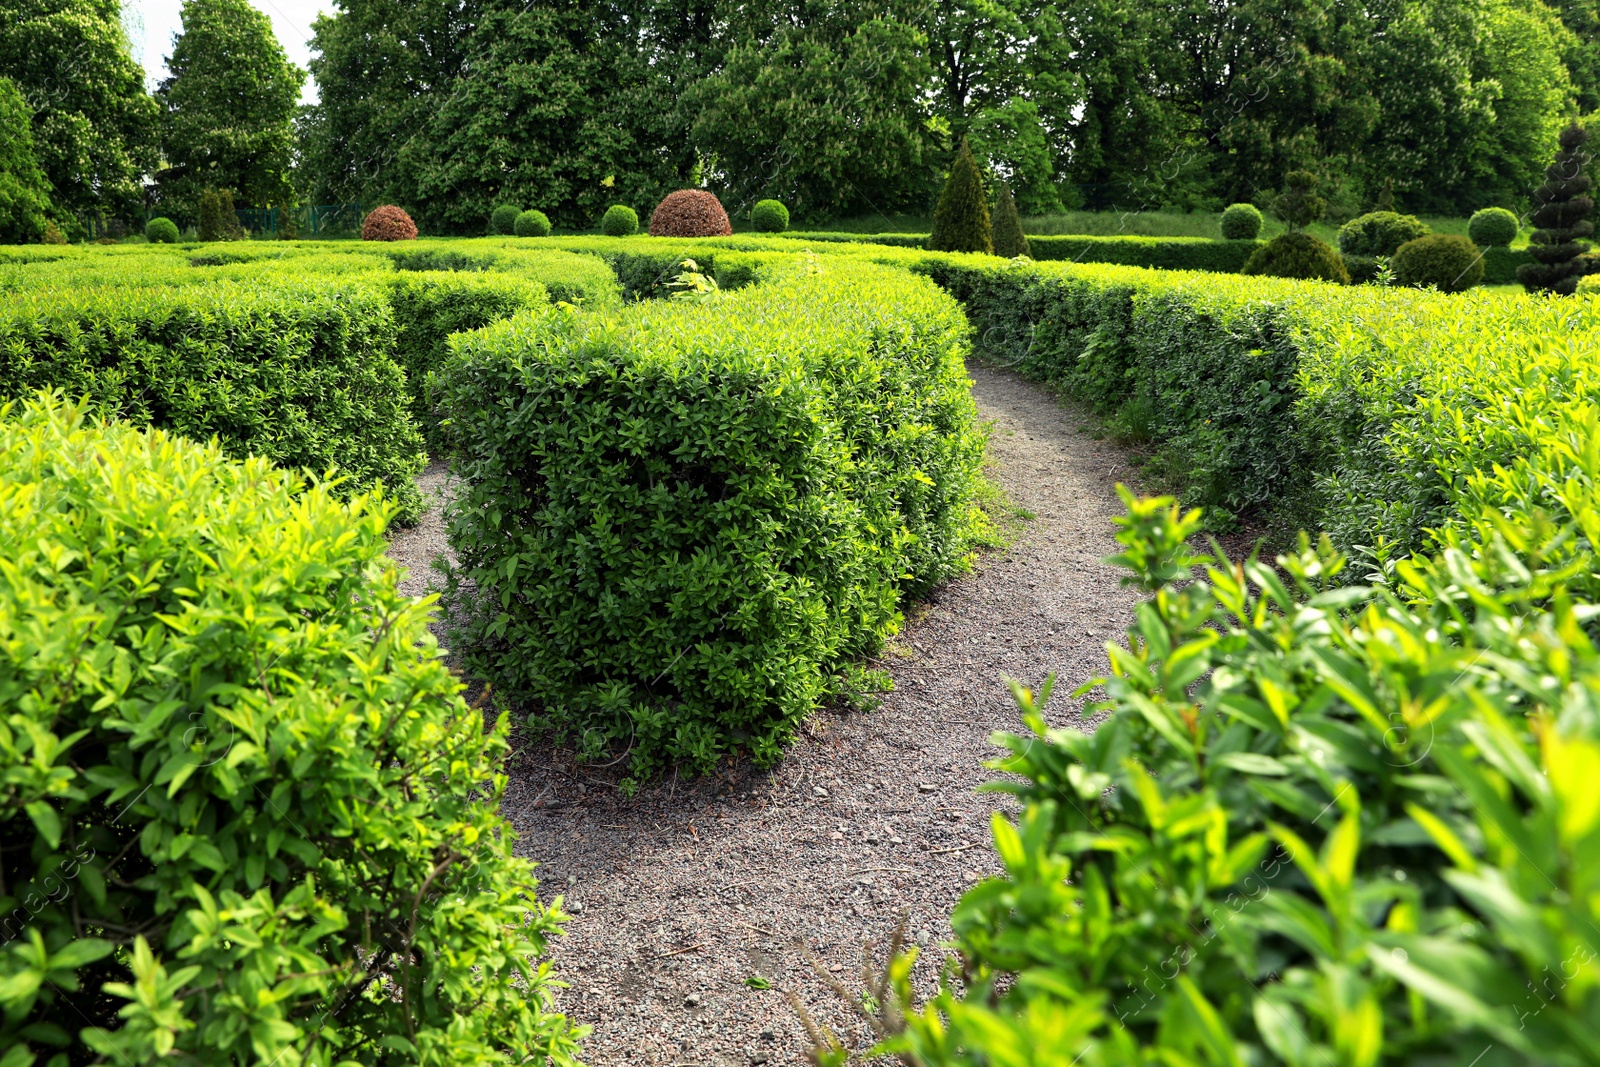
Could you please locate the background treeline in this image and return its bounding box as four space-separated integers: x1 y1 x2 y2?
4 0 1600 236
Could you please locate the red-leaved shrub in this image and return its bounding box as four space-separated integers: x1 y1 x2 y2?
362 205 418 241
648 190 732 237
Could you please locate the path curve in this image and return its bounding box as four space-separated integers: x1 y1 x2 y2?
385 363 1143 1066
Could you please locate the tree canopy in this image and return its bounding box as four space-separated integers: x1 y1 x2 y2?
0 75 56 242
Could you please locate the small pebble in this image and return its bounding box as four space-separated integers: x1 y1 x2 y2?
813 786 829 798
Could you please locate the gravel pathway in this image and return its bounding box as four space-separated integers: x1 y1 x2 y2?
385 363 1144 1065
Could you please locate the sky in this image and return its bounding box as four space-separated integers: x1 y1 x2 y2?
128 0 332 104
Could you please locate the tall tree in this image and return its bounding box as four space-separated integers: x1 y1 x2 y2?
0 0 157 226
0 75 56 242
157 0 304 214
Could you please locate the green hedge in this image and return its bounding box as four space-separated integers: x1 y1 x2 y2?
434 259 984 780
0 393 581 1066
778 232 1264 273
0 278 428 521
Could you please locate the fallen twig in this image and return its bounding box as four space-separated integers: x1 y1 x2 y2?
651 943 703 961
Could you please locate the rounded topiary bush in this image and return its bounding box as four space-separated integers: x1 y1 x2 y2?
1468 206 1520 248
0 392 580 1066
648 189 733 237
750 199 790 233
490 204 520 235
144 216 179 243
1220 203 1263 240
1392 233 1484 291
601 204 639 236
513 209 551 237
1241 231 1350 284
361 204 418 241
1337 211 1430 257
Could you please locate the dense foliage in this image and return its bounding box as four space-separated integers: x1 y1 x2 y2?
0 76 54 244
143 217 179 243
1467 205 1520 246
648 189 733 236
491 204 521 235
0 392 582 1066
1218 203 1261 240
197 186 242 241
750 198 790 232
514 209 552 237
991 181 1029 258
601 205 639 236
1242 232 1349 284
929 139 992 254
1391 233 1484 291
1336 210 1430 256
1519 122 1595 294
363 204 418 241
1271 170 1326 232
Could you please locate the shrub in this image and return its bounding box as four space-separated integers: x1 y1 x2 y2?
362 204 418 241
648 189 733 236
1272 170 1326 231
1219 202 1262 240
1337 210 1430 256
1342 252 1382 283
1467 206 1519 247
1392 233 1484 291
514 208 551 237
197 187 242 242
990 181 1029 258
1241 231 1349 283
601 204 639 236
750 198 790 232
929 137 992 254
1519 122 1595 295
435 261 984 780
490 203 521 235
0 392 582 1067
144 216 179 243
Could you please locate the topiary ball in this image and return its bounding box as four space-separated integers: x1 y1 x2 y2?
490 204 521 235
1337 211 1430 257
513 209 551 238
1241 232 1350 284
1467 207 1519 248
362 205 418 241
1219 203 1262 240
750 199 790 233
649 189 733 237
145 217 179 244
1391 234 1484 292
601 205 638 236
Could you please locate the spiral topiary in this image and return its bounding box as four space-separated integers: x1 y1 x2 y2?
648 189 733 237
1392 234 1484 292
750 199 790 233
144 217 179 243
490 204 520 235
513 209 551 237
361 205 418 241
1219 203 1263 240
1519 123 1596 295
601 205 638 236
1241 231 1349 284
1467 207 1519 248
1337 211 1430 257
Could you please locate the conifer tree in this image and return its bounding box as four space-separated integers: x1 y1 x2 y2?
1518 123 1595 295
991 180 1029 258
930 138 992 254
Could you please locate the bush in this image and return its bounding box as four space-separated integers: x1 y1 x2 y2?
648 189 733 237
601 204 639 236
144 216 179 243
514 208 551 237
929 137 992 254
750 198 790 232
197 187 243 242
1337 210 1430 256
1271 169 1326 230
490 203 521 235
362 204 418 241
1520 122 1596 295
891 491 1600 1067
435 261 984 780
1467 206 1519 247
1242 231 1349 283
1219 202 1262 240
1392 233 1484 291
991 182 1029 258
1342 252 1382 283
0 392 582 1066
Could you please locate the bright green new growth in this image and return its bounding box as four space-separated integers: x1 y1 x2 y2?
0 392 582 1066
1219 202 1262 240
601 204 639 236
144 216 180 243
0 76 54 245
1337 210 1429 256
1241 231 1349 284
1467 206 1519 247
750 198 790 232
1392 233 1484 291
514 208 552 237
929 138 992 254
990 181 1029 258
491 203 521 234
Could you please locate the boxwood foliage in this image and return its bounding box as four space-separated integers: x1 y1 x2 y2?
435 261 984 779
890 490 1600 1066
0 393 582 1067
0 278 427 522
773 232 1264 273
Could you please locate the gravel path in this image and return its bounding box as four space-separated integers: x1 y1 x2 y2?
385 363 1144 1065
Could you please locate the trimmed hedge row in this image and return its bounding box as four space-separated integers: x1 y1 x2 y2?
778 232 1264 272
434 258 985 780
